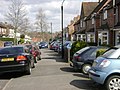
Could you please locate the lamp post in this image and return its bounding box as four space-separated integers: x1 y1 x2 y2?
50 22 53 41
61 0 65 58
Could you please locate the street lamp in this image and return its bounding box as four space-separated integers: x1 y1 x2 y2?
50 22 53 41
61 0 65 58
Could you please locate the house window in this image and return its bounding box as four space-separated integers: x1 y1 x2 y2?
103 10 107 20
80 20 83 27
77 34 81 41
87 34 95 42
92 18 95 24
82 34 86 41
90 34 95 42
116 31 120 45
100 31 108 45
83 21 85 27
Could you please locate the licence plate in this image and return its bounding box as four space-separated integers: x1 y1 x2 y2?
1 58 14 62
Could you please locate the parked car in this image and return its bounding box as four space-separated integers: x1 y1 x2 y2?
58 43 62 54
4 41 13 47
88 46 120 90
54 42 61 52
39 42 48 49
49 41 55 50
0 45 35 75
70 46 108 74
25 44 41 63
49 41 59 50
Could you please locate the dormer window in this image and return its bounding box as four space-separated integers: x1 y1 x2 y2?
103 10 107 20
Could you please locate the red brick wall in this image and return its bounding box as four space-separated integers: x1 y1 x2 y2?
96 18 100 29
107 8 114 27
86 19 94 31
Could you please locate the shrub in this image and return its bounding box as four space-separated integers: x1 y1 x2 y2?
0 38 14 42
18 38 25 44
96 49 106 57
70 41 87 57
20 34 25 39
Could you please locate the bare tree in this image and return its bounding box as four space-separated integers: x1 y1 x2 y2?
5 0 28 44
35 8 49 41
18 18 30 34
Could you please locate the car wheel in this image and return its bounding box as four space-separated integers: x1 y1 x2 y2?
25 64 31 75
105 75 120 90
82 64 91 75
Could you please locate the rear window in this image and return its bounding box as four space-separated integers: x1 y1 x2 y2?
102 48 117 58
76 47 90 55
0 47 23 54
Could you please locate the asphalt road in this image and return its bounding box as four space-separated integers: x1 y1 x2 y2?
0 48 106 90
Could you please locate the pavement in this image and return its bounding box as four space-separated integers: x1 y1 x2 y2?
2 49 105 90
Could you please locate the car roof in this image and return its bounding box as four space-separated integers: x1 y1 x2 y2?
1 45 26 49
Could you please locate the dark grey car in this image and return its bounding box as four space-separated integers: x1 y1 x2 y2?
70 46 108 74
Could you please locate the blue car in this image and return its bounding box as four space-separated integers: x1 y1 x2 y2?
4 41 13 47
39 42 48 49
89 46 120 90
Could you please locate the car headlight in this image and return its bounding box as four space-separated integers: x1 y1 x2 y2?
99 60 111 68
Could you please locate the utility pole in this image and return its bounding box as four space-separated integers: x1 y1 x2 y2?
51 22 53 41
61 1 64 59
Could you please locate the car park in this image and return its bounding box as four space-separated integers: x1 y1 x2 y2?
0 45 35 75
89 46 120 90
70 46 108 74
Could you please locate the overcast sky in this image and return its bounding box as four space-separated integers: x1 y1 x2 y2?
0 0 98 32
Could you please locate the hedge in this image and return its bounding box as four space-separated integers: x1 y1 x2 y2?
96 49 107 57
0 38 14 42
70 41 87 57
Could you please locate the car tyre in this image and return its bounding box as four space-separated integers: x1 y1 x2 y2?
25 64 31 75
82 64 91 75
105 75 120 90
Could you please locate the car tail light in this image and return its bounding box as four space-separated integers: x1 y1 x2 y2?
99 60 111 68
75 56 81 61
16 56 27 61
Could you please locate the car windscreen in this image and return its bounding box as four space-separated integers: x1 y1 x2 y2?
0 47 23 54
40 42 47 45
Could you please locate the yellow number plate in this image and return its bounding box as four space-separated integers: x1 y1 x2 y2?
1 58 14 62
